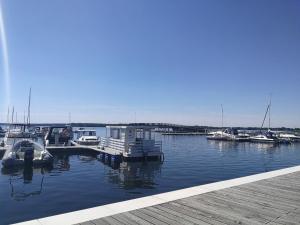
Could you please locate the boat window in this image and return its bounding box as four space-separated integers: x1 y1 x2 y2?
111 129 120 139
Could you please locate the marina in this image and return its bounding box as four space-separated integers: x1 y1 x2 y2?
1 127 300 224
0 1 299 224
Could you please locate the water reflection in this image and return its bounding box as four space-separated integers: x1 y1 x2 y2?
207 140 240 151
106 161 162 190
207 139 280 152
1 166 52 201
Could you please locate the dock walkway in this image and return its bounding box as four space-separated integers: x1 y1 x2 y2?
14 165 300 225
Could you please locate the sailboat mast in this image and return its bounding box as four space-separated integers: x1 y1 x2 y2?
27 88 31 125
11 106 14 123
221 104 224 131
7 107 9 124
268 95 272 130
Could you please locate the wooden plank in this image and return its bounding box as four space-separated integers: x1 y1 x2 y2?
121 212 153 225
157 202 239 225
178 196 267 225
193 194 276 223
204 191 289 216
236 185 300 203
162 201 226 225
219 188 296 212
251 182 300 196
111 214 140 225
139 208 182 225
100 217 126 225
144 206 191 225
78 222 95 225
154 204 210 225
146 205 195 225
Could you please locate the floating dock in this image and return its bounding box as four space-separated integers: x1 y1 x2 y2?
14 165 300 225
161 132 207 135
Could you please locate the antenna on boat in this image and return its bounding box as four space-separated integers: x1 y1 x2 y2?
27 87 31 125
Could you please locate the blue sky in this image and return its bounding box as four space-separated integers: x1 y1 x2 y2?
0 0 300 127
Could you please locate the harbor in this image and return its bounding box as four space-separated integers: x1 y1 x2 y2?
1 0 300 224
13 165 300 225
1 126 300 225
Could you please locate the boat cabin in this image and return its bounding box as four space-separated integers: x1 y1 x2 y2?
45 126 73 146
100 126 162 160
74 129 97 139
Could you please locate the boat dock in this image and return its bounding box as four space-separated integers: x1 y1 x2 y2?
161 132 207 136
14 165 300 225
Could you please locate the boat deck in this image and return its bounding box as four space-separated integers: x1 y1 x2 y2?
46 142 122 156
14 165 300 225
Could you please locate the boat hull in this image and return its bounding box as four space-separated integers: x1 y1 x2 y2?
75 140 100 146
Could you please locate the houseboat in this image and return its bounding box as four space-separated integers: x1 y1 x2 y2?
99 125 163 161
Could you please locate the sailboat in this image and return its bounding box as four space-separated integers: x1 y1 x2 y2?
207 105 233 141
250 98 279 143
2 88 53 167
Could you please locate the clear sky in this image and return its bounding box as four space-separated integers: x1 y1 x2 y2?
0 0 299 127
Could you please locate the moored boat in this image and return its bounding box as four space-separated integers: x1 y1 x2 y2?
74 128 100 146
250 130 279 143
2 139 53 168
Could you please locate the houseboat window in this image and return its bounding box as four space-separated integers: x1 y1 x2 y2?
144 130 151 140
111 129 120 139
136 130 143 139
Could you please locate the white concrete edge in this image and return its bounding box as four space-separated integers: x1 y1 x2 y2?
13 165 300 225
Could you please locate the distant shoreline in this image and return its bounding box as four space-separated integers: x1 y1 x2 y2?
0 122 299 131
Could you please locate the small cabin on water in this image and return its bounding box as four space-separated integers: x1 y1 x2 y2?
100 126 163 161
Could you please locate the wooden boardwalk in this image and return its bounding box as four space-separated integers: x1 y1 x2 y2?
78 171 300 225
14 166 300 225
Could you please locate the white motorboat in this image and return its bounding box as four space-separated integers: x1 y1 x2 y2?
74 129 100 146
2 139 53 168
250 131 278 143
207 128 250 141
206 130 233 141
278 133 300 142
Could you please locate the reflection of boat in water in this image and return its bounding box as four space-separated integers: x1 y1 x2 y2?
2 139 53 168
106 161 162 189
1 166 52 201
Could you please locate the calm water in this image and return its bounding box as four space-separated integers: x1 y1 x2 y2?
1 127 300 224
